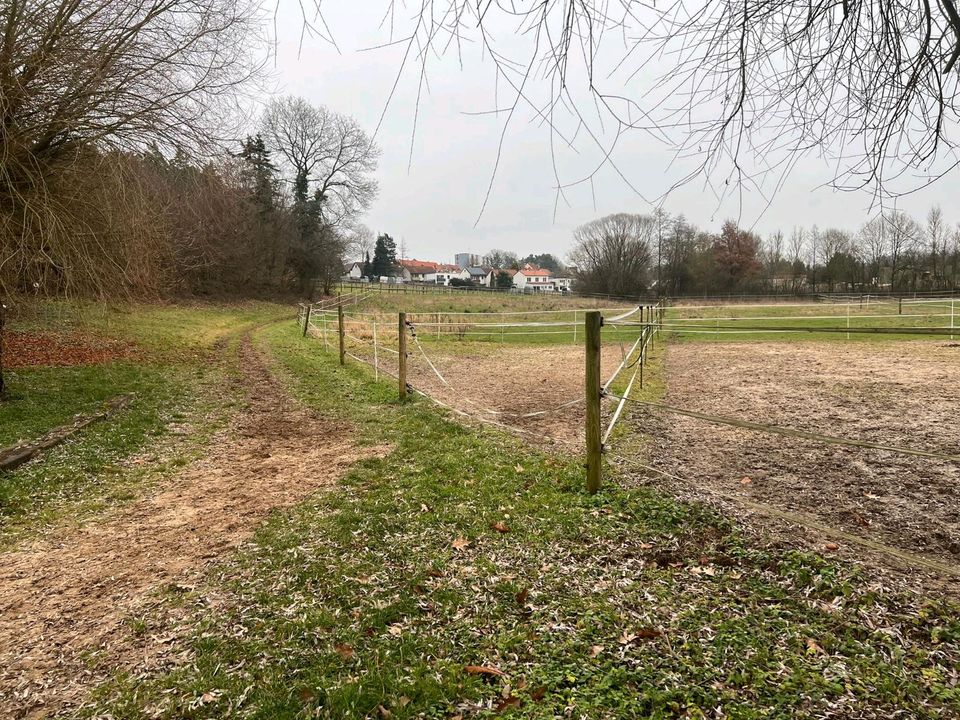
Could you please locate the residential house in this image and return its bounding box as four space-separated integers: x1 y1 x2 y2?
343 261 364 280
399 259 439 282
513 265 555 292
427 264 470 286
465 266 495 287
553 276 573 293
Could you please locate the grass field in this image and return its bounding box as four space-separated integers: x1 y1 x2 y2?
3 296 959 717
663 298 958 343
79 321 960 718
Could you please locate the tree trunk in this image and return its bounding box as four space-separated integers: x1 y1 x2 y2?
0 300 6 398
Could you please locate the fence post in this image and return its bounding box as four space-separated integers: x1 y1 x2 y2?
338 304 346 365
398 312 408 400
640 328 645 389
585 310 602 494
373 318 379 382
898 297 903 315
302 305 311 338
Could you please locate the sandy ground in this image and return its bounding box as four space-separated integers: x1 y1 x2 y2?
619 341 960 579
0 335 382 718
401 341 625 448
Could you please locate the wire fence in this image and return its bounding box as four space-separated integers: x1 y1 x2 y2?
297 293 956 501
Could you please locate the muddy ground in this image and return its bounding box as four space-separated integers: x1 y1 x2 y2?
0 336 383 718
620 340 960 581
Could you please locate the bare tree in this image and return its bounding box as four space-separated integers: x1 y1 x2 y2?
762 231 785 286
483 250 519 269
347 224 376 263
382 2 960 205
926 206 947 285
858 216 888 287
569 214 654 297
787 226 807 291
261 96 380 229
884 211 922 289
0 0 262 295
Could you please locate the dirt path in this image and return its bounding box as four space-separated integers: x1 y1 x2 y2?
0 333 380 718
618 341 960 583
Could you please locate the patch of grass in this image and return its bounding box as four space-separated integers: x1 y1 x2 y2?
82 321 960 719
0 301 289 542
664 299 956 344
333 285 618 316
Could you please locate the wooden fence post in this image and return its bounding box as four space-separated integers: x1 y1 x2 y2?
398 312 408 400
338 304 345 365
373 318 379 382
585 310 602 493
302 305 311 338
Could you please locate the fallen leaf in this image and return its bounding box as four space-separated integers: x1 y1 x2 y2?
378 704 393 718
452 537 471 552
589 645 604 658
740 476 752 484
530 686 547 701
465 665 506 677
636 627 663 639
805 638 825 655
491 521 510 533
334 643 354 660
824 542 839 551
495 696 522 712
515 588 529 605
618 631 638 645
387 624 403 636
639 542 654 549
297 688 315 702
514 464 524 473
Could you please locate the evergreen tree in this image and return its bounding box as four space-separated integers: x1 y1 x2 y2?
238 134 279 216
362 251 372 278
370 233 398 277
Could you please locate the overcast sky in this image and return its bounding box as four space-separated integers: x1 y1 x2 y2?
266 3 958 265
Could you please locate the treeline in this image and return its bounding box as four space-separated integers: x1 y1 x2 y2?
0 2 376 300
570 209 960 298
1 107 375 300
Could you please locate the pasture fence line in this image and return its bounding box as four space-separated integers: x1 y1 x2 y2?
298 296 955 497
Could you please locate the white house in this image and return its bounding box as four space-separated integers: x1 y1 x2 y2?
427 264 471 285
513 266 555 292
399 259 439 282
553 276 573 293
465 266 494 287
343 261 364 280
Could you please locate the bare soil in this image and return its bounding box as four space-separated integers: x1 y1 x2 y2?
620 341 960 580
0 335 382 718
402 342 623 447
